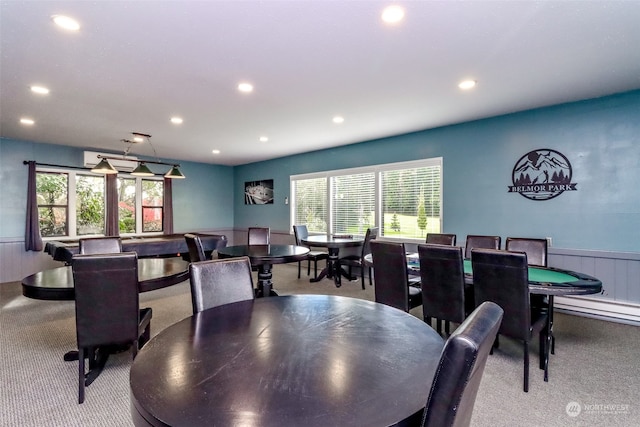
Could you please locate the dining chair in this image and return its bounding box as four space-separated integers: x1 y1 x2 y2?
464 235 501 259
78 236 122 254
505 237 554 353
370 241 422 312
184 233 207 262
425 233 457 246
418 244 469 336
248 227 270 245
72 252 152 404
505 237 548 267
339 227 378 289
292 225 329 280
188 257 255 314
471 248 550 392
420 301 503 427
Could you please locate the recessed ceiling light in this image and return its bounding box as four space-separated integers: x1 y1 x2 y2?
170 117 183 124
20 118 35 125
259 136 269 142
132 135 145 143
52 15 80 31
30 85 50 95
458 80 477 90
381 5 405 24
333 116 345 124
238 82 254 93
212 149 221 154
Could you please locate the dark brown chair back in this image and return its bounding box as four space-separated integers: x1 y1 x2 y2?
421 302 503 427
189 257 255 314
72 252 151 403
505 237 548 267
79 237 122 254
184 233 207 262
418 244 466 325
361 227 378 259
464 235 501 259
371 241 421 312
248 227 270 245
426 233 456 246
293 224 308 245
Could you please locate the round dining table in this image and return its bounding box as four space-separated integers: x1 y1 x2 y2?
21 257 190 300
301 235 364 286
130 294 444 427
217 244 309 297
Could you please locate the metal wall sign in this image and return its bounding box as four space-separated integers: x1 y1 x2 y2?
508 149 578 200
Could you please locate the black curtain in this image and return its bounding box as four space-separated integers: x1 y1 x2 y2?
25 161 44 251
163 177 174 235
105 174 119 236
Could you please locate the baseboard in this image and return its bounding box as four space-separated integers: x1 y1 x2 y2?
554 296 640 326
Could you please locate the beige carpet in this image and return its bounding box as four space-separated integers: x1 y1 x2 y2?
1 263 639 426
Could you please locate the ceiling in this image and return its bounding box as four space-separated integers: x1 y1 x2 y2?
2 1 640 167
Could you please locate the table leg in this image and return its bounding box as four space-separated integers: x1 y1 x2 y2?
257 264 274 297
310 248 339 284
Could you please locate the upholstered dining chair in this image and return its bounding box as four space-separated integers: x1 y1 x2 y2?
505 237 548 267
505 237 554 353
78 236 122 254
464 235 501 259
370 241 422 312
339 227 378 289
418 244 469 336
425 233 457 246
188 257 255 314
248 227 270 245
471 248 550 392
72 252 152 404
184 233 207 262
292 225 329 280
420 301 503 427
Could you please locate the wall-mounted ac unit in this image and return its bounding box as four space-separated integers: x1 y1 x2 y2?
83 151 139 172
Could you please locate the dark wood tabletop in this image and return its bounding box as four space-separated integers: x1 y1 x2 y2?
21 257 189 300
217 244 309 265
130 295 444 427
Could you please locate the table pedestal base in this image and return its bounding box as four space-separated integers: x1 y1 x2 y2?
309 248 357 287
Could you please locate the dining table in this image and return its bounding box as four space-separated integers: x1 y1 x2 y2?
217 244 309 297
130 294 444 427
21 257 190 301
301 234 364 287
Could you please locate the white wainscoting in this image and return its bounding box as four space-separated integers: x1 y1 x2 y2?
548 248 640 325
0 238 62 283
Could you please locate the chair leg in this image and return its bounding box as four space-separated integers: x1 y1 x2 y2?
78 347 85 404
313 259 318 279
424 315 432 327
307 259 311 277
436 319 442 335
297 261 301 279
368 267 373 286
361 265 365 290
444 321 450 336
524 341 529 392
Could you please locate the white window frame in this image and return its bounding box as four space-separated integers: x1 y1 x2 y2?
290 157 443 241
36 167 164 240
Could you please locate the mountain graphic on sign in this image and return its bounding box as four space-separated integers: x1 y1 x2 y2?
513 151 571 186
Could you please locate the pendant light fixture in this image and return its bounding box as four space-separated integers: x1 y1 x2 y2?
92 133 186 179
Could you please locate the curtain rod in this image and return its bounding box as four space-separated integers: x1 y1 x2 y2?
23 160 92 171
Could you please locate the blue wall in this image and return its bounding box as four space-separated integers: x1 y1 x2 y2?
3 90 640 252
0 138 235 238
234 90 640 252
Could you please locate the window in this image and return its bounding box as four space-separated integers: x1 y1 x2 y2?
291 158 442 240
36 167 162 239
118 177 163 235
